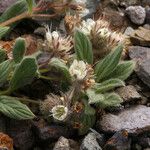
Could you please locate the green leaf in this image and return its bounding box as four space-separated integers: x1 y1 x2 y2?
74 30 93 64
0 0 28 23
95 78 125 93
95 45 123 82
9 57 37 92
13 37 26 63
0 26 10 39
106 61 135 81
26 0 34 13
0 60 13 84
0 95 35 120
97 93 123 108
0 49 7 63
48 58 71 82
78 99 95 135
86 89 104 104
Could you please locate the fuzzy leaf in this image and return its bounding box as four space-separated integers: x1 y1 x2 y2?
86 89 104 104
106 61 135 81
97 93 123 108
9 57 37 92
13 38 26 63
0 49 7 63
78 99 95 135
0 0 28 23
0 95 35 120
95 45 123 82
48 58 71 82
0 60 13 84
26 0 34 13
95 78 125 93
0 26 9 39
74 30 93 64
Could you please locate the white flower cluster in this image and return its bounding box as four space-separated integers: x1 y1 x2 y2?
69 59 87 80
46 28 72 53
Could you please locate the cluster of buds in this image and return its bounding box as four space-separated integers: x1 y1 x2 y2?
69 59 95 90
78 18 125 58
44 27 73 60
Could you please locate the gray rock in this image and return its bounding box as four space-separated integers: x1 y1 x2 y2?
137 136 150 148
129 46 150 63
126 6 146 25
98 105 150 134
124 27 135 36
80 132 102 150
137 59 150 88
103 130 131 150
129 46 150 88
53 137 70 150
116 85 141 102
53 136 79 150
0 0 17 13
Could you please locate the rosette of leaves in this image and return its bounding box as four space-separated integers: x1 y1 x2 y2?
0 37 38 120
72 30 135 134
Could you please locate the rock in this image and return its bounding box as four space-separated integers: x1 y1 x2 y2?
130 27 150 47
5 119 34 150
146 7 150 24
124 26 135 36
137 59 150 88
143 24 150 30
0 0 17 13
103 130 131 150
32 119 73 141
53 136 79 150
0 132 13 150
116 85 141 102
126 6 146 25
129 46 150 63
97 105 150 134
80 132 102 150
89 129 106 147
136 135 150 148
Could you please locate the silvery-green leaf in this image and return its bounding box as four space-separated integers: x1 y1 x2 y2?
9 57 37 92
13 37 26 63
95 45 123 82
48 58 71 82
86 89 104 104
106 61 135 81
0 0 28 23
78 99 95 135
98 93 123 108
95 78 125 93
0 26 9 39
74 30 93 64
0 95 35 120
0 60 13 84
0 49 7 63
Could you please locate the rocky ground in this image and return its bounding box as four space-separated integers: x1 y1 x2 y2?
0 0 150 150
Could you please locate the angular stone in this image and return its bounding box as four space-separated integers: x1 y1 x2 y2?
137 59 150 88
80 132 102 150
116 85 141 102
129 46 150 63
53 136 79 150
103 130 131 150
98 105 150 134
130 27 150 47
126 6 146 25
0 132 13 150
